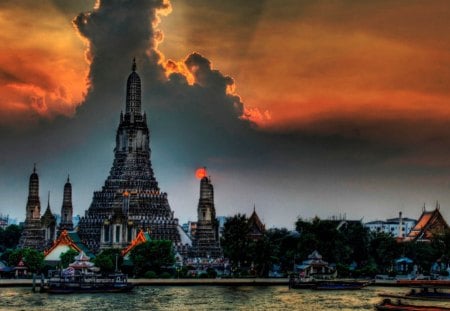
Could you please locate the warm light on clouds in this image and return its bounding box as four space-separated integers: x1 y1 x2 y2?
0 1 90 126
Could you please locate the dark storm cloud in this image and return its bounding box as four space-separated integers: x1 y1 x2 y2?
1 0 450 227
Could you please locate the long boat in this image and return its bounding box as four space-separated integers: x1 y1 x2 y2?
289 275 370 290
380 288 450 301
312 281 369 290
375 298 450 311
40 270 134 294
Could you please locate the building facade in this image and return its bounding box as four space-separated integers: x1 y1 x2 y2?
77 60 182 253
365 212 417 238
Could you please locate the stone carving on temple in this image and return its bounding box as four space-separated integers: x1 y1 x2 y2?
77 60 182 253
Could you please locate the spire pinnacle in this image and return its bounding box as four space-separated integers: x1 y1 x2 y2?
132 58 136 72
33 163 36 173
47 191 51 209
67 174 70 183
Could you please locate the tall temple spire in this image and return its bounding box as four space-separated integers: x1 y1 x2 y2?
27 165 40 219
18 165 46 250
78 63 181 253
125 58 141 116
192 174 221 258
132 57 136 72
47 191 50 211
59 175 74 232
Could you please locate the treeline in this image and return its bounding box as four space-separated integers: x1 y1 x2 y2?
0 224 22 252
221 215 450 277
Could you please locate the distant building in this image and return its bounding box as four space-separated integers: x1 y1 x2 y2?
0 214 8 229
404 204 449 242
248 207 265 241
365 212 417 238
191 174 222 258
18 166 57 251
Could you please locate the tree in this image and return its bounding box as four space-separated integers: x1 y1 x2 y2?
221 214 252 268
130 240 174 276
369 232 400 273
6 248 44 273
0 224 23 251
93 248 123 273
60 249 78 268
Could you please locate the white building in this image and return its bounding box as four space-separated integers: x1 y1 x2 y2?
365 212 416 238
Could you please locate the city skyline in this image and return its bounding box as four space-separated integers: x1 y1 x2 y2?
1 0 450 228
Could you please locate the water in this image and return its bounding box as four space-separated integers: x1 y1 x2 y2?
0 286 408 310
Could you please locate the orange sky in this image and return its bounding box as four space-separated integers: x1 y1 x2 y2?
2 0 450 134
159 0 450 129
0 1 91 126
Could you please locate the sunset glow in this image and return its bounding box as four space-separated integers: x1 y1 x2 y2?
195 167 207 179
0 1 90 126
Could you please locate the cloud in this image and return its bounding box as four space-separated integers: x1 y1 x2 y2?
0 1 90 126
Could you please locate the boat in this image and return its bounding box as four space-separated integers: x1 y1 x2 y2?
40 251 133 294
312 280 370 290
40 269 134 294
380 287 450 301
289 274 370 290
375 298 450 311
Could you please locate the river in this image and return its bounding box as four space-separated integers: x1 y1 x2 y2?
0 286 417 310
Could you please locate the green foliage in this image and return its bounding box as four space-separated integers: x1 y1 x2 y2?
93 248 123 273
144 271 157 278
221 214 252 267
159 271 172 279
59 249 78 268
0 225 23 251
7 248 44 273
369 232 400 273
130 240 175 276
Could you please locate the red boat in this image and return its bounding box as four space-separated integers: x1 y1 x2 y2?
376 298 450 311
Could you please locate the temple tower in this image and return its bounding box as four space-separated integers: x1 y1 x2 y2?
41 192 57 247
78 60 181 253
192 173 222 258
59 176 74 232
18 165 46 250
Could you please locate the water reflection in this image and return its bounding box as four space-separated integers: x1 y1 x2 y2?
0 286 407 311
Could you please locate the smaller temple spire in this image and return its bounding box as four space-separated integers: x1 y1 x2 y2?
47 191 51 210
132 58 136 72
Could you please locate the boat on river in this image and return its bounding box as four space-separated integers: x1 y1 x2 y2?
40 269 134 294
312 280 369 290
375 298 450 311
380 287 450 301
288 275 370 290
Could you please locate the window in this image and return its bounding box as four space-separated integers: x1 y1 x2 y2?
116 225 121 243
104 226 110 242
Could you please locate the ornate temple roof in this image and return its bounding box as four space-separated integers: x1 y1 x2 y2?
121 229 151 257
248 206 265 238
44 230 94 262
404 205 449 242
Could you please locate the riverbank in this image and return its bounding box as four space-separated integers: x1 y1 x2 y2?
0 278 408 287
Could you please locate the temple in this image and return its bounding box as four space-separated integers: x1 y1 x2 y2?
58 176 74 233
77 60 182 253
404 203 449 242
18 166 57 251
248 206 265 241
191 173 222 258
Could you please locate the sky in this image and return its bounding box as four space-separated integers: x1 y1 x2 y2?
1 0 450 228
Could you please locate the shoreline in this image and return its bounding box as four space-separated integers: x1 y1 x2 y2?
0 278 407 288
